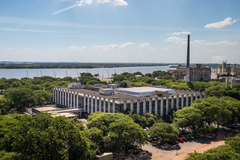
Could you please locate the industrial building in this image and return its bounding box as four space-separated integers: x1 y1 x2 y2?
174 35 211 81
218 61 240 76
52 85 205 118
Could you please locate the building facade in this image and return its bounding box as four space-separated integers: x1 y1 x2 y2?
218 61 240 76
185 64 211 81
52 87 206 117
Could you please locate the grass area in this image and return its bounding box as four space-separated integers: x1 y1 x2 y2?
0 95 3 98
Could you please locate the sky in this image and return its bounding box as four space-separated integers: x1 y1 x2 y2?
0 0 240 64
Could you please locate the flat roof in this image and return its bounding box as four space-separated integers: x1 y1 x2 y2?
33 106 59 112
51 112 78 118
115 87 174 93
59 87 201 103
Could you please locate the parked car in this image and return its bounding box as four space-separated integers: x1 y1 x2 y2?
178 138 184 143
182 137 188 142
227 125 239 129
148 138 152 142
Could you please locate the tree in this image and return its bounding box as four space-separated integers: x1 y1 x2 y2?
148 122 179 144
192 97 233 129
0 98 9 115
33 90 52 106
62 76 73 82
87 112 147 152
173 106 203 133
205 85 226 98
4 88 36 111
94 74 99 78
187 81 194 90
113 75 126 83
0 114 94 160
186 134 240 160
119 81 128 88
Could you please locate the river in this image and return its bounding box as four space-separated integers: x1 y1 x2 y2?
0 66 175 79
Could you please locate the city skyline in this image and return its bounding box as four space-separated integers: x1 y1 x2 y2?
0 0 240 63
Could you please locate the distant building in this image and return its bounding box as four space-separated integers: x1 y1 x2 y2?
176 35 212 81
185 64 211 81
218 61 240 76
68 82 81 89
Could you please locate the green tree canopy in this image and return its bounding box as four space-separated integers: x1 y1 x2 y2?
0 114 94 160
174 106 203 133
4 88 36 111
87 112 147 152
149 122 179 144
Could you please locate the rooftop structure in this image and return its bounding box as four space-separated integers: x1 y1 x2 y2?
115 87 176 97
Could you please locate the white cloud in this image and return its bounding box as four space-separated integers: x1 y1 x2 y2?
204 17 238 29
113 0 128 6
205 40 239 46
192 40 206 45
53 0 92 15
165 36 186 45
169 31 191 35
54 0 127 15
93 42 134 50
53 4 79 15
139 43 150 48
97 0 112 4
61 45 87 51
120 42 134 48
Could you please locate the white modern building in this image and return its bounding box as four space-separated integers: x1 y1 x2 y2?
52 86 205 118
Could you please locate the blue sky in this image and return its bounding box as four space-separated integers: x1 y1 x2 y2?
0 0 240 63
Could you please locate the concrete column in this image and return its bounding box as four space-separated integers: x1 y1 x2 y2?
191 94 193 104
73 92 76 108
65 90 67 106
143 99 146 114
108 99 111 113
70 92 73 108
84 94 86 112
68 91 70 107
99 97 102 112
181 94 184 109
171 96 174 110
56 88 59 103
149 98 152 114
76 93 79 108
52 87 55 102
54 88 57 103
166 97 169 115
186 94 189 107
62 89 64 105
176 94 179 109
195 93 198 100
200 92 202 99
112 100 115 113
204 92 206 99
137 99 140 114
95 96 98 112
160 97 163 117
130 100 133 111
87 95 90 113
103 98 106 113
155 97 158 114
124 100 127 111
91 95 94 113
60 89 62 104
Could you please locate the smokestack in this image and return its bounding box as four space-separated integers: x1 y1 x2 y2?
187 35 190 68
